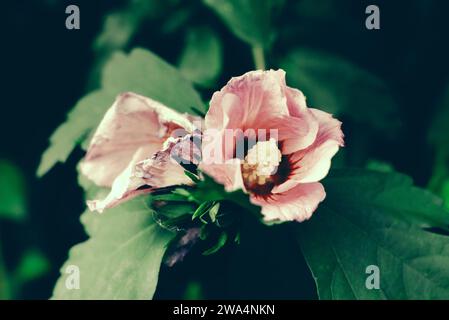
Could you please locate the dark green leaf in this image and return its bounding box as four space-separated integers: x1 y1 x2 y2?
199 224 210 241
365 160 394 173
88 0 180 88
203 0 285 48
280 48 400 134
179 27 223 87
183 281 204 300
192 201 215 221
299 169 449 299
152 193 189 202
0 160 27 221
203 232 228 255
13 249 50 287
94 0 174 54
184 170 201 184
193 174 261 217
156 202 196 219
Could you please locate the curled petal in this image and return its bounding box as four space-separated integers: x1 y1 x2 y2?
87 137 194 213
273 109 344 193
251 182 326 222
86 146 153 213
285 87 308 117
267 111 319 154
80 92 195 187
134 137 197 188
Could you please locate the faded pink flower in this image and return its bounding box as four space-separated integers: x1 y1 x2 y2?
80 92 198 213
200 70 344 222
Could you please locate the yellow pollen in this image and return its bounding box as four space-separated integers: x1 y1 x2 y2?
241 139 282 186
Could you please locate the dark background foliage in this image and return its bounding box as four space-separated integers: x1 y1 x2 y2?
1 0 449 299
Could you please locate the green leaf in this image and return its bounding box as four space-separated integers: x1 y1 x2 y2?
38 48 204 177
280 48 400 134
203 0 285 48
52 197 175 299
192 201 215 222
155 202 196 220
102 49 204 112
13 249 50 287
365 159 394 173
183 281 204 300
193 174 261 217
152 193 190 202
203 231 228 255
298 169 449 300
208 202 220 223
87 0 181 89
94 0 173 54
0 160 27 221
184 170 201 184
199 224 210 241
179 27 223 88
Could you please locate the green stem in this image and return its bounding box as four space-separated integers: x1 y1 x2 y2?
251 46 266 70
428 150 448 194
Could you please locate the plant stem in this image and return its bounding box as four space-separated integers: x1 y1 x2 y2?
428 150 448 194
252 46 266 70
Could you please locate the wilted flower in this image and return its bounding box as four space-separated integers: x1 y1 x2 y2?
80 92 199 212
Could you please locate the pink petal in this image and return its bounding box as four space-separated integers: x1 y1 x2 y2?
251 182 326 222
87 137 194 213
80 92 195 187
199 159 245 193
266 110 319 154
205 70 290 132
273 109 344 193
86 147 152 213
285 87 308 117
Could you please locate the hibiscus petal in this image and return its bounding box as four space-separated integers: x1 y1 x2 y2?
87 137 194 213
251 182 326 222
273 108 344 193
267 110 319 154
285 87 308 117
80 92 195 187
199 159 245 193
205 69 290 132
86 146 153 213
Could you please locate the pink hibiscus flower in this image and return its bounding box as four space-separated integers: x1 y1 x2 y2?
200 69 344 222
